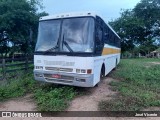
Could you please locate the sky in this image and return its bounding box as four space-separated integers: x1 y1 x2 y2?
40 0 141 22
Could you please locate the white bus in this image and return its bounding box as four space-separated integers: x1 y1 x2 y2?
34 12 121 87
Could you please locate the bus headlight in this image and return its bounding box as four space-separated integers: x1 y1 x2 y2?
35 73 43 77
35 66 43 70
81 69 86 73
76 78 86 82
76 69 80 73
76 69 92 74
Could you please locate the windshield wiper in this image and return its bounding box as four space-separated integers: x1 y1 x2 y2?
45 45 58 52
63 41 73 52
44 38 59 54
62 34 74 52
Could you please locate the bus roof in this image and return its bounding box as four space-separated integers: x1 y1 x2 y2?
39 12 97 21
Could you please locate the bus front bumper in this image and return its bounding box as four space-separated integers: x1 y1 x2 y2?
34 70 94 87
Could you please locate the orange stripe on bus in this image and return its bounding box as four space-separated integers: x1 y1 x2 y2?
102 48 121 55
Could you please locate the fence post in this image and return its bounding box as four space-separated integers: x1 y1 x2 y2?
2 59 6 80
25 57 28 71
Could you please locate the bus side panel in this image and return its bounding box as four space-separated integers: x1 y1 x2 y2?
93 56 104 85
102 44 121 75
104 54 120 75
117 53 121 64
93 53 121 85
104 55 115 75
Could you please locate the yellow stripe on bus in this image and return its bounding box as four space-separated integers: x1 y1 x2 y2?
102 48 121 55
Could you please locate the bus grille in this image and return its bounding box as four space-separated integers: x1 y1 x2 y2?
45 67 73 72
45 78 73 83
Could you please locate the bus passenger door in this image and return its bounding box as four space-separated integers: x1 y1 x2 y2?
94 23 105 85
95 25 104 54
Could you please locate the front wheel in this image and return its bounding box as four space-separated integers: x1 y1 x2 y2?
113 59 118 70
100 65 105 80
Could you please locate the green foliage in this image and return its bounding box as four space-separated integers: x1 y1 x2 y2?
99 58 160 111
0 0 48 56
34 86 76 111
0 72 36 101
110 0 160 53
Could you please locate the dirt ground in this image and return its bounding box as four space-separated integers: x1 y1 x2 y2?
0 77 160 120
67 77 117 111
0 94 36 111
149 62 160 65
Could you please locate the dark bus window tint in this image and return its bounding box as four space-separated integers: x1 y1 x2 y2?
112 33 115 46
95 23 104 54
97 27 102 41
96 15 120 48
114 37 117 47
115 37 120 47
104 27 109 44
114 38 117 47
116 38 119 47
118 38 121 47
109 31 113 46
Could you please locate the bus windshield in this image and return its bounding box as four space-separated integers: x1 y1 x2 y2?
35 17 95 53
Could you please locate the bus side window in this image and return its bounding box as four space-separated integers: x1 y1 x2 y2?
116 37 121 47
96 26 102 43
108 31 111 46
104 28 109 44
95 24 104 53
115 37 118 47
114 37 116 47
110 32 114 46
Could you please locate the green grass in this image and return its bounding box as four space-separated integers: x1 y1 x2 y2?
99 58 160 111
0 72 37 101
34 85 76 111
0 71 77 111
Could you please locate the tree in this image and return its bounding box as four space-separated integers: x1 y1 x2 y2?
0 0 47 57
110 0 160 53
0 31 11 57
109 10 145 52
134 0 160 45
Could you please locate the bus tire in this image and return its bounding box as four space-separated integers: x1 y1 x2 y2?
100 64 105 79
113 59 117 70
95 83 99 87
